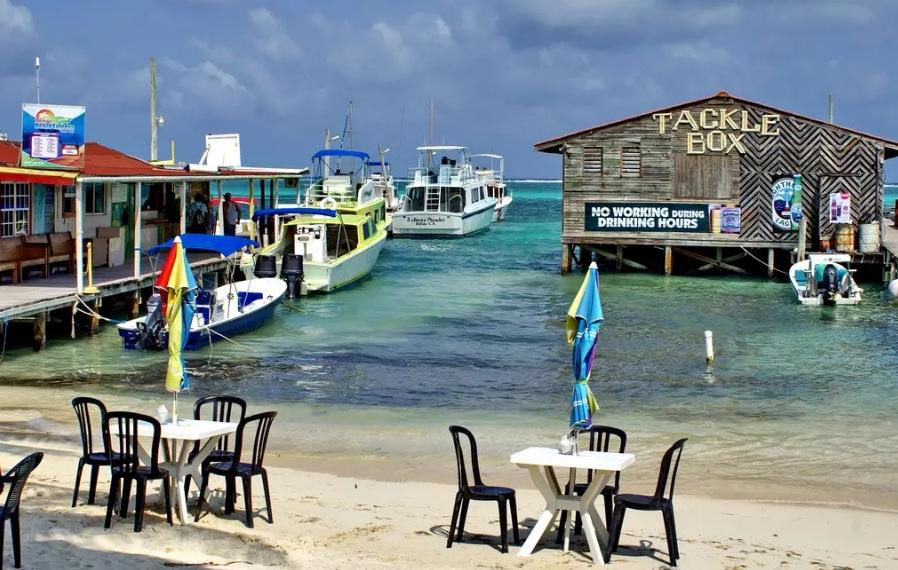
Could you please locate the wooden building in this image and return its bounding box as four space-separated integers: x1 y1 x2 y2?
535 91 898 276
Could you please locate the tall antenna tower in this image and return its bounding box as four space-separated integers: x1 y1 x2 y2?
35 56 40 103
150 58 159 161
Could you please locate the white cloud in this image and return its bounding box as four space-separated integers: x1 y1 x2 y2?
0 0 31 35
249 8 300 60
667 41 733 64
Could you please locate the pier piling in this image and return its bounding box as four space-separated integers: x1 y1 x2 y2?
33 314 46 352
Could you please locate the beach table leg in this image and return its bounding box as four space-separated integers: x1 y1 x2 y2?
577 471 612 564
187 436 226 520
518 465 562 557
563 467 576 552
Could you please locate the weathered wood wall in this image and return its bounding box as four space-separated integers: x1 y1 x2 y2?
559 95 885 249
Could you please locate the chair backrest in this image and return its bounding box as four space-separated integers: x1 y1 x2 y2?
194 395 247 452
72 397 108 458
448 425 484 490
2 452 43 514
583 425 627 487
104 411 163 476
231 411 277 474
653 438 688 503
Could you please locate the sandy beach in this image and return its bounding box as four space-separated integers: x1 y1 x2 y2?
2 413 897 570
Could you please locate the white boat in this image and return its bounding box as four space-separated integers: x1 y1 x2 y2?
254 149 389 294
118 235 287 350
472 154 512 222
789 253 862 305
392 146 496 238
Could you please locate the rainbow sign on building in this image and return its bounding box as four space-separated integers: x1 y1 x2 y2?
21 103 86 170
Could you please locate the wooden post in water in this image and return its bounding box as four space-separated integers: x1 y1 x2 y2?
767 248 775 278
615 245 623 270
797 218 807 262
578 246 590 271
664 246 673 275
561 244 572 275
89 300 100 335
129 291 141 320
33 313 46 352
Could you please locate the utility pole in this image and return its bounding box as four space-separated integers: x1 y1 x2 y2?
150 58 158 161
35 56 40 103
828 93 834 123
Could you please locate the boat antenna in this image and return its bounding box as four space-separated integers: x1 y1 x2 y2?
341 100 353 149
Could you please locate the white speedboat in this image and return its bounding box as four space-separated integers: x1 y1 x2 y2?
392 146 496 238
473 154 512 222
118 235 287 350
789 253 862 305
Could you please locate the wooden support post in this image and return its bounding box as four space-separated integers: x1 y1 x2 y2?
129 291 141 320
75 180 85 293
664 246 673 275
33 313 46 352
134 181 143 279
584 245 648 270
89 300 100 335
767 248 775 278
270 178 279 244
561 244 572 275
179 181 187 234
578 246 591 271
697 252 747 272
615 245 623 270
260 180 268 247
672 247 749 275
797 218 807 262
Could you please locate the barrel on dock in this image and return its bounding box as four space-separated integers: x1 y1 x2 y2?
858 222 881 253
833 224 855 253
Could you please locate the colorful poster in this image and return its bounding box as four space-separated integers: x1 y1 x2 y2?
829 192 851 223
720 207 741 233
584 202 709 232
21 103 86 170
771 174 803 232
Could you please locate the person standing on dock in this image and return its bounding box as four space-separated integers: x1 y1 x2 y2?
187 193 210 234
222 192 241 236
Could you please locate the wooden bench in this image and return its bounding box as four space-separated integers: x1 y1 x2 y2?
0 236 49 283
48 231 75 274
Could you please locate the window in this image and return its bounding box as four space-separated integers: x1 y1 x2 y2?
1 183 30 237
583 146 603 175
62 185 75 217
85 182 106 214
362 219 372 240
621 145 641 177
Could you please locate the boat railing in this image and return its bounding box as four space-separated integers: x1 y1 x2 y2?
408 166 473 186
306 181 357 208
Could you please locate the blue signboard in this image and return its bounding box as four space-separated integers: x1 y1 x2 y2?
21 103 86 170
720 207 741 233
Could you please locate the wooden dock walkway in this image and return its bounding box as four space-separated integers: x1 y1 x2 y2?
0 254 227 321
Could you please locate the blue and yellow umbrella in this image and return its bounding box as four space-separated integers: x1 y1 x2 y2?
565 261 603 430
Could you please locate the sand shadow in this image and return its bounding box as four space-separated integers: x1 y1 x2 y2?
429 523 510 554
609 537 674 566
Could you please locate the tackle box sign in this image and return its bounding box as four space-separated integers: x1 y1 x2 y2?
21 103 86 170
585 202 710 233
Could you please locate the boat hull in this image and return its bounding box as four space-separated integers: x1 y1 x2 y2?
117 278 286 350
789 258 862 305
492 196 513 222
392 203 494 238
304 231 387 292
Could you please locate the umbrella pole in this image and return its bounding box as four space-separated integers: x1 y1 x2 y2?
172 392 178 424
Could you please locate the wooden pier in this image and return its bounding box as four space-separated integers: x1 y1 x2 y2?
0 254 227 351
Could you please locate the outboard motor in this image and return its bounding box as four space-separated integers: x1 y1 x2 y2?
821 264 839 305
254 255 278 278
281 253 304 300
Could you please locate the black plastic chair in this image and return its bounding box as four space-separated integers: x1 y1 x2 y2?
184 396 247 499
103 412 172 532
0 452 43 570
446 425 519 553
71 397 121 507
194 411 276 528
555 425 627 543
607 438 687 566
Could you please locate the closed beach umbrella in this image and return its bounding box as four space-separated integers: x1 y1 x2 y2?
565 262 603 431
155 236 197 404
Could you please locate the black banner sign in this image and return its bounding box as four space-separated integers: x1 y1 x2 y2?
584 202 710 232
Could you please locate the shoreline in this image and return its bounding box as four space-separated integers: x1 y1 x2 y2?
2 441 897 569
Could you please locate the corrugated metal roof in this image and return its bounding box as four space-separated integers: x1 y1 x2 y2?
534 91 898 158
0 140 178 176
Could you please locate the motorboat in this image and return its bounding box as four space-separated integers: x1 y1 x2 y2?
472 154 512 222
392 146 496 238
118 235 287 350
789 253 862 305
253 149 388 293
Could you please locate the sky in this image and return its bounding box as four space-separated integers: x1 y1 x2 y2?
1 0 897 179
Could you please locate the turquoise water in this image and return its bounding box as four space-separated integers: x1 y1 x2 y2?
2 182 898 507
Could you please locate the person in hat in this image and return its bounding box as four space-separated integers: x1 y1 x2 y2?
222 192 242 236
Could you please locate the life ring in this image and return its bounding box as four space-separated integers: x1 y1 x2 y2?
319 197 338 210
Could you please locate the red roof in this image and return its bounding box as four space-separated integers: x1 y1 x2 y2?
0 140 181 177
534 91 898 158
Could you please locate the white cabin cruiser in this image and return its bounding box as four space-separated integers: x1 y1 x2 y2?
392 146 496 238
472 154 512 222
789 253 862 305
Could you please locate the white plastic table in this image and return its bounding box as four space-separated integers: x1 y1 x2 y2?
510 446 635 565
114 419 238 525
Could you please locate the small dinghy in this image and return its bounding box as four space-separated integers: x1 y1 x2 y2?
789 253 862 306
118 234 286 350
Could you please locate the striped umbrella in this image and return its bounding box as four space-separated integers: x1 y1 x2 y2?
565 262 603 431
155 236 197 419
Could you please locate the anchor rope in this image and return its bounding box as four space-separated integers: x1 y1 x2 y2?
739 247 789 276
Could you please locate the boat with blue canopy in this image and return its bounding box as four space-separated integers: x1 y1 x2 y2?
789 253 862 305
117 234 287 350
